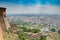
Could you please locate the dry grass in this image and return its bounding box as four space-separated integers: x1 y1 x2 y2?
46 32 60 40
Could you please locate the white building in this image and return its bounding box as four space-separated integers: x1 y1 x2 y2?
41 27 49 32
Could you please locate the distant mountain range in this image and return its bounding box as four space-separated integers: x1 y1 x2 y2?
7 13 60 17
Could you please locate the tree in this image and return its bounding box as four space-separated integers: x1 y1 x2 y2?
51 28 56 32
40 35 47 40
31 29 40 33
26 28 32 32
17 32 26 40
58 29 60 33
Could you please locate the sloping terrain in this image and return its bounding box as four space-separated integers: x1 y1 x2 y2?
46 32 60 40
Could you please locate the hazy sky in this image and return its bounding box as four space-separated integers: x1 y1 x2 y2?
0 0 60 14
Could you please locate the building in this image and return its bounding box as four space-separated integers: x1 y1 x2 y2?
0 7 10 40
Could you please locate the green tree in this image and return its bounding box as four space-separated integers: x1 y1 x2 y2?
26 28 32 32
51 28 56 32
31 29 40 33
17 32 26 40
58 29 60 33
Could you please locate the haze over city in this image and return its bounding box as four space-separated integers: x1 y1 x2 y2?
0 0 60 14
